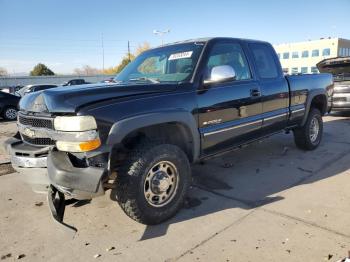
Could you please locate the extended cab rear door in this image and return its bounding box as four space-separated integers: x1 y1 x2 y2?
197 39 263 155
247 43 289 134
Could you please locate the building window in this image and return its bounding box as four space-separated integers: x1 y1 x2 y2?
291 67 298 75
311 67 319 74
311 49 319 57
322 48 330 56
282 68 289 74
277 53 281 59
301 51 309 58
292 52 299 58
283 52 289 59
301 67 308 74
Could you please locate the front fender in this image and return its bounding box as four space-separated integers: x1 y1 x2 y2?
106 110 200 161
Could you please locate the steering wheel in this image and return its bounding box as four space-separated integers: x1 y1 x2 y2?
180 65 193 74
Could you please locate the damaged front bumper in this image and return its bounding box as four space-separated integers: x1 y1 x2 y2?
7 137 109 232
47 151 106 200
46 151 108 233
5 137 50 193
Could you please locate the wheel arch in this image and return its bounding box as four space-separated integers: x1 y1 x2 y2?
301 90 327 126
106 110 200 163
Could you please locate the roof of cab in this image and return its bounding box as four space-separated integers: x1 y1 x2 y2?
161 37 269 47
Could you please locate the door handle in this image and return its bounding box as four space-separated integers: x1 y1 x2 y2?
250 89 261 97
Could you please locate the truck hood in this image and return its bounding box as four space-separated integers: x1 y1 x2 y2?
317 57 350 76
19 83 178 113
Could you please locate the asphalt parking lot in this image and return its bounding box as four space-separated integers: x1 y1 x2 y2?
1 114 350 262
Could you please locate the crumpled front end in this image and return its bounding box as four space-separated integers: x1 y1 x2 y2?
8 107 110 232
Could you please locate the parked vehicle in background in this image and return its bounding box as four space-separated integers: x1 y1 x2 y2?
100 77 116 83
0 91 20 120
16 84 57 97
6 37 333 231
318 57 350 112
62 79 90 86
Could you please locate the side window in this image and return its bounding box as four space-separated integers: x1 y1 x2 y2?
206 42 251 81
250 43 279 79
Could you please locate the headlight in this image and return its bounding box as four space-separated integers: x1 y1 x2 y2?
56 139 101 152
54 116 97 131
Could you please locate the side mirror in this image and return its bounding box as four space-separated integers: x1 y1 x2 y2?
204 65 236 85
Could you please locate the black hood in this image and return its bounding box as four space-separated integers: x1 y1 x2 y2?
317 57 350 75
19 83 177 113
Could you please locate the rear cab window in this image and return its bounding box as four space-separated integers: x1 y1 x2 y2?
249 43 281 79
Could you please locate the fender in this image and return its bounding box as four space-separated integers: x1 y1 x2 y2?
301 89 327 126
106 110 200 161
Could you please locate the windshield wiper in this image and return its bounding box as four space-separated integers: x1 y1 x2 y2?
128 77 160 84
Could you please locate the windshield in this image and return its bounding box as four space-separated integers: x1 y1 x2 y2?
115 42 205 84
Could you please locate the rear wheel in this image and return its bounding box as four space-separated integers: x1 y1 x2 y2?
293 108 323 150
114 143 191 224
2 106 17 121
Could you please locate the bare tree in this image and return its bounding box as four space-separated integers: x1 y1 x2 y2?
0 67 8 76
74 65 102 75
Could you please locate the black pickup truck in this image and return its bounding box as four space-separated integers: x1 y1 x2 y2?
6 37 333 230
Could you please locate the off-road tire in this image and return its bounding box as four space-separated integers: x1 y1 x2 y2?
114 143 191 225
293 108 323 150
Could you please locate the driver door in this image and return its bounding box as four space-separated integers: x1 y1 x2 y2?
196 40 263 155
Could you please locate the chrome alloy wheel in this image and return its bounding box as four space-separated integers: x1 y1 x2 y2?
144 161 179 207
5 108 17 120
309 117 320 143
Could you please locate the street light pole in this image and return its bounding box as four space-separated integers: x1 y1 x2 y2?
153 29 170 46
101 33 105 72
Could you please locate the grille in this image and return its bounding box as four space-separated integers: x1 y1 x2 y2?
18 113 54 129
21 135 55 146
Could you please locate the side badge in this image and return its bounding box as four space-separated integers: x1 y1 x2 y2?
203 119 222 125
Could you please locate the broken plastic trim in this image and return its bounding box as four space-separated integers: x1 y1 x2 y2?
47 185 77 234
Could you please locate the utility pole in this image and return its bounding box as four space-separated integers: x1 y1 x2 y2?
101 33 105 72
153 29 170 46
127 41 131 62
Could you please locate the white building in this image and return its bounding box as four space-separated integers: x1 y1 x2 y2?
273 38 350 75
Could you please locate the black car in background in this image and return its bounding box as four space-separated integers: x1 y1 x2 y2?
62 79 90 86
16 84 58 97
0 91 20 120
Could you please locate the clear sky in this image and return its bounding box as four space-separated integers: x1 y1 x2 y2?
1 0 349 75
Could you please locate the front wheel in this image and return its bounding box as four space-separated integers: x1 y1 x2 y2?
293 108 323 150
114 143 191 225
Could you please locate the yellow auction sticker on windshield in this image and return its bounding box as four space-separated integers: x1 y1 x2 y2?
169 51 193 60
